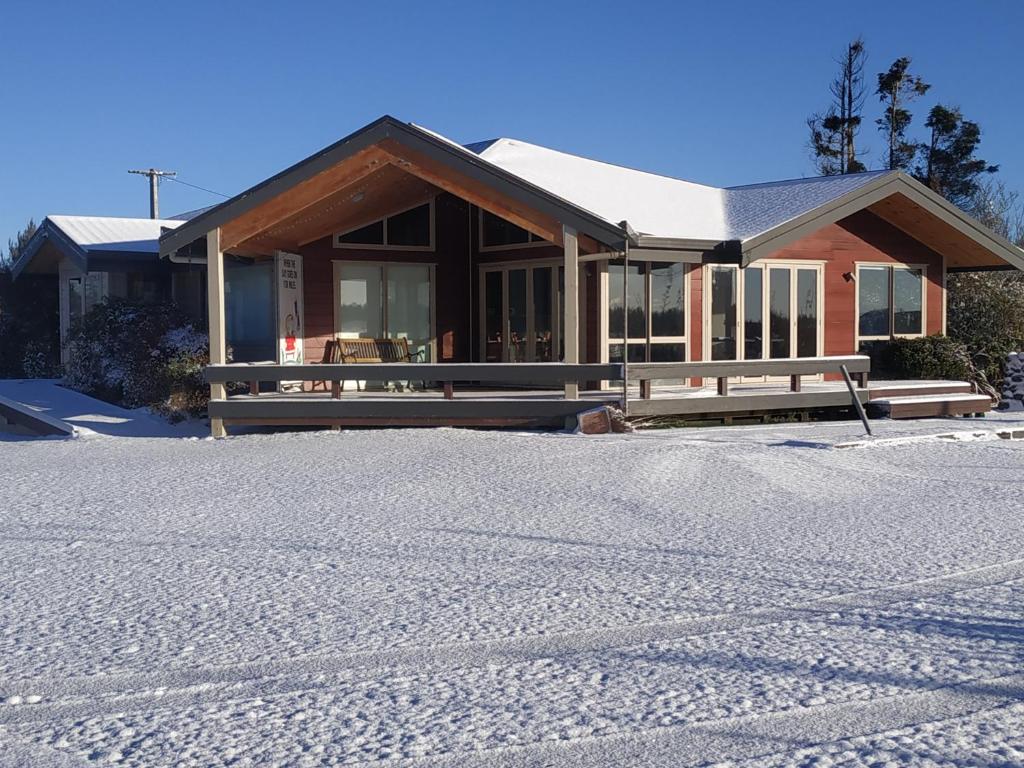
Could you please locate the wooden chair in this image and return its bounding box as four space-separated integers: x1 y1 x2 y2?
309 339 342 391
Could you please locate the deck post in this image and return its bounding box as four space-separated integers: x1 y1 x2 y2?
563 225 579 399
206 227 227 438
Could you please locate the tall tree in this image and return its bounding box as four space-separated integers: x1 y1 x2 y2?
876 57 930 171
914 105 997 207
808 37 868 175
1 218 37 269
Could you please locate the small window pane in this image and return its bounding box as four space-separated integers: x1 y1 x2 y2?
893 268 923 335
649 262 685 337
387 204 431 247
533 267 554 362
769 268 791 359
858 266 891 337
507 269 527 362
796 268 818 357
608 263 645 339
743 267 763 360
338 219 384 245
68 278 83 325
481 210 530 248
710 267 737 361
608 343 646 363
649 343 685 362
484 271 503 362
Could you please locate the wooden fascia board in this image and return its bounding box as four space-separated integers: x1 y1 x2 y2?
219 147 390 252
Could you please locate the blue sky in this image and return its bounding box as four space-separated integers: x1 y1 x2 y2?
2 0 1021 245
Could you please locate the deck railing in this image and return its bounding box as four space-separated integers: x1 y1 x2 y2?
203 362 625 428
626 355 871 417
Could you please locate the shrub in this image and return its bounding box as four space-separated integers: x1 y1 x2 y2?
881 335 973 380
947 271 1024 385
0 270 59 378
63 299 210 419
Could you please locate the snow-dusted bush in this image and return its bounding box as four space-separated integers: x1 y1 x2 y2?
877 334 999 400
63 299 210 419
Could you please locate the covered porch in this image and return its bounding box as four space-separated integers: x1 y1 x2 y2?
160 119 640 436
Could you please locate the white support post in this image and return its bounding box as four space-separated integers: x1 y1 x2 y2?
563 225 579 399
207 227 227 438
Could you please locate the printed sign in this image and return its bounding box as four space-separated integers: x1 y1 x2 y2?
275 252 304 391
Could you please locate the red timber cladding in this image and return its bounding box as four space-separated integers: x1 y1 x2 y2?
687 209 944 377
299 192 474 364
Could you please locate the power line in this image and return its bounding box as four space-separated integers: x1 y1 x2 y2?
163 175 231 199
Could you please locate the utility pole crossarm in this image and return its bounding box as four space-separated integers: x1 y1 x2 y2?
128 168 177 219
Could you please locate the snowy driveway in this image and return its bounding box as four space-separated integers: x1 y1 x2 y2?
1 421 1024 766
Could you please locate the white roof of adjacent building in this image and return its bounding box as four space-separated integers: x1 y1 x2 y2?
47 215 183 253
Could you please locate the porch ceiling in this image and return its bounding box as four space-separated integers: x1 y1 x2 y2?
868 192 1020 270
219 144 571 256
236 162 441 254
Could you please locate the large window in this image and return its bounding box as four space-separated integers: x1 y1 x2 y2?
607 261 687 363
707 263 822 363
857 265 925 341
334 262 434 362
334 201 434 251
479 210 548 251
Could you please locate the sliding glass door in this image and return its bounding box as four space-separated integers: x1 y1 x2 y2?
706 263 822 376
335 262 434 361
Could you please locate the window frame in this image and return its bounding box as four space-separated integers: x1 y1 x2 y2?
604 260 690 365
855 262 928 344
477 208 549 252
478 258 565 363
333 199 436 252
331 259 437 362
702 261 825 375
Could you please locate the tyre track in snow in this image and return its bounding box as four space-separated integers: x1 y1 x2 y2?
408 672 1024 768
3 556 1023 728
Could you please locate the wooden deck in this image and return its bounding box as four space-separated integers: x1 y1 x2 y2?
200 357 1002 431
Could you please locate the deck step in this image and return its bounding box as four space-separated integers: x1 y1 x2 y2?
866 393 992 420
868 381 973 399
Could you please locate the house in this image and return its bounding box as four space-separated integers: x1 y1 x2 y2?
17 116 1024 434
12 214 277 364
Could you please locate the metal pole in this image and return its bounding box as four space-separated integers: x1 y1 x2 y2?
622 241 629 415
840 364 872 436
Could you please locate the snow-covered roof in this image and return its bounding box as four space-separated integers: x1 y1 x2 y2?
12 215 185 278
467 138 727 240
46 215 183 253
464 135 896 243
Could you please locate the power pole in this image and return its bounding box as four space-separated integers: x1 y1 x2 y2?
128 168 176 219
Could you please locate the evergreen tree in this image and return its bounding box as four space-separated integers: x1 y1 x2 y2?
808 37 868 175
876 58 930 171
1 218 36 269
915 105 998 207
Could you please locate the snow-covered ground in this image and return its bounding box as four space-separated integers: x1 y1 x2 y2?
2 416 1024 766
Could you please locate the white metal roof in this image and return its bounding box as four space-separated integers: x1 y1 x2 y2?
468 137 728 240
47 215 183 252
